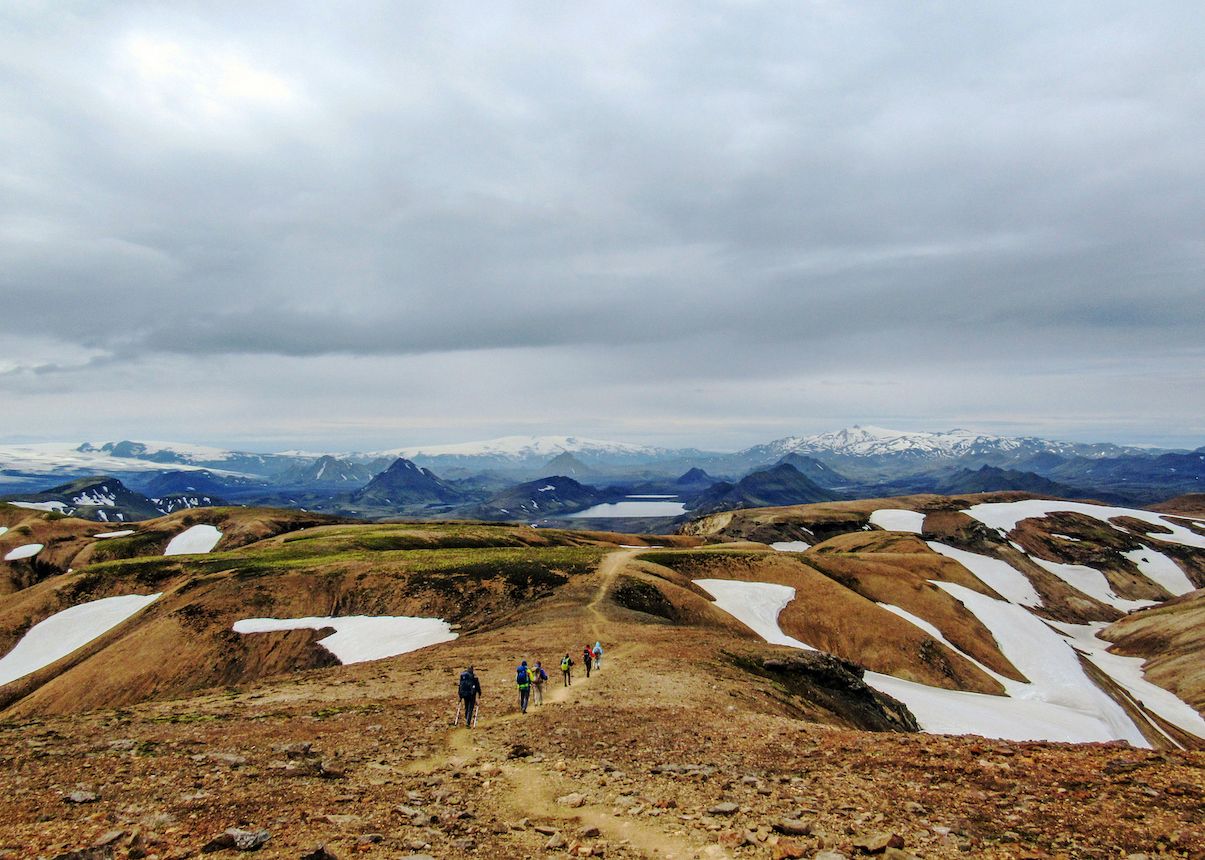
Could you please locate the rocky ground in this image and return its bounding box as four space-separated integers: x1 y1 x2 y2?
1 550 1202 860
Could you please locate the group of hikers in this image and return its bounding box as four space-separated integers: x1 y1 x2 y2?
455 641 603 727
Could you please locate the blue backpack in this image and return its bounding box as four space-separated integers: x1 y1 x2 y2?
459 671 476 697
517 665 530 686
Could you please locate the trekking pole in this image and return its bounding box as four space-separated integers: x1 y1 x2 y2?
451 697 462 727
472 698 481 728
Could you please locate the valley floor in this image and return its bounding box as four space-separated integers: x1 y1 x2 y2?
0 551 1201 860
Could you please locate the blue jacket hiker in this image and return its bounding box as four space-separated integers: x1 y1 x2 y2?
458 665 482 727
593 641 603 669
516 660 532 714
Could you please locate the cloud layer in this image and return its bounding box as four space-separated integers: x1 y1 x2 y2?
2 2 1202 449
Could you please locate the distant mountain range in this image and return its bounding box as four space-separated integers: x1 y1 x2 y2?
1 427 1201 517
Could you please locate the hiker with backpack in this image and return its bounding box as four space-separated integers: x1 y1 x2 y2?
593 641 603 669
560 653 573 686
531 661 548 705
583 645 594 678
457 665 482 727
516 660 532 714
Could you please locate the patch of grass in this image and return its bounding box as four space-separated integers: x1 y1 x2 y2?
145 712 226 724
311 703 383 719
637 549 765 572
88 531 167 562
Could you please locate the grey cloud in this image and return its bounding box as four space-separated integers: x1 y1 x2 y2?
1 1 1202 445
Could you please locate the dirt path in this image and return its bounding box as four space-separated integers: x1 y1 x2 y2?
499 757 730 859
410 549 728 858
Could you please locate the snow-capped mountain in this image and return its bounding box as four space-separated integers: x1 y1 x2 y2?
375 435 668 461
740 426 1141 466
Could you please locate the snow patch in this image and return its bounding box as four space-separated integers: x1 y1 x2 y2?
537 485 556 492
93 530 135 539
4 543 43 561
1050 621 1205 740
163 524 223 556
0 527 7 537
9 501 69 513
964 500 1205 549
696 577 1161 745
869 509 925 534
926 542 1042 607
770 541 811 552
0 594 162 687
1121 547 1196 597
232 616 457 664
1029 558 1156 611
693 579 815 650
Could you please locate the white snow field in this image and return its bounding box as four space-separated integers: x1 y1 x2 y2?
9 501 69 513
693 577 1191 746
1029 558 1156 612
4 543 44 561
569 499 687 518
869 509 926 534
926 542 1042 607
163 524 223 556
93 530 136 539
1121 547 1196 597
694 580 815 650
1050 621 1205 741
0 594 162 687
770 541 811 552
964 500 1205 549
0 527 7 537
231 616 457 664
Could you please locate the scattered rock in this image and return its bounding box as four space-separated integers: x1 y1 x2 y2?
774 818 812 836
813 852 849 860
556 792 588 808
209 752 248 767
49 849 111 860
201 828 271 853
299 846 338 860
64 790 100 804
772 840 808 860
708 802 739 815
91 831 125 848
579 825 601 838
851 831 903 854
545 832 567 850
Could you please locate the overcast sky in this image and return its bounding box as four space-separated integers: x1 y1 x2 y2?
2 1 1202 451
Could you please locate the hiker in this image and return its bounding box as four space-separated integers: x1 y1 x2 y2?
532 661 548 705
560 653 573 686
583 645 594 678
458 665 482 727
516 660 532 714
593 641 603 669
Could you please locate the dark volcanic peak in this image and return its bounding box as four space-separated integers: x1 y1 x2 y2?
687 463 838 515
774 452 849 487
543 451 593 477
472 475 607 520
931 465 1081 497
280 455 380 486
351 458 464 506
144 469 259 498
676 467 714 486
